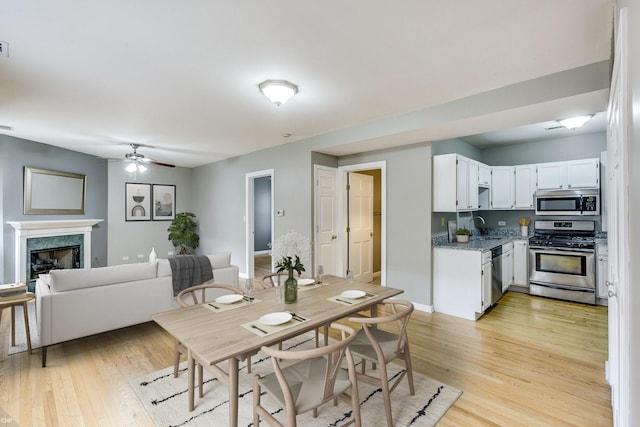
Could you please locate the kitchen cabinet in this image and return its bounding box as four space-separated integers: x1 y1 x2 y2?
481 251 492 312
491 166 515 209
513 239 529 287
478 163 491 187
537 158 599 190
537 161 567 190
567 158 600 189
501 242 513 291
433 154 479 212
514 164 537 209
596 242 608 300
433 247 490 320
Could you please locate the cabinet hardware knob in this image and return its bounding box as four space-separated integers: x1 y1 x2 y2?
608 290 617 298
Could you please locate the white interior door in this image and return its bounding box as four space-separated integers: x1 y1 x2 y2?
347 172 373 283
606 8 629 425
315 166 338 277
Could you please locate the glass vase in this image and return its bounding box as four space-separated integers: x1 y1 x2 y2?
284 269 298 304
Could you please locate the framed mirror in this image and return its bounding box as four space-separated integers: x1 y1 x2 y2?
24 167 86 214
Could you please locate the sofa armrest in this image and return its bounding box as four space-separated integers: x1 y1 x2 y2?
35 279 53 346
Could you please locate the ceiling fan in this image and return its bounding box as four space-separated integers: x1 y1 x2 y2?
124 144 176 171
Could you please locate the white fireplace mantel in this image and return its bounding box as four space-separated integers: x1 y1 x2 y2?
7 219 103 282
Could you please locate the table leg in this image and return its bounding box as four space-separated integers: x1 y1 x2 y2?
188 349 195 412
10 305 16 346
228 357 239 427
22 302 32 354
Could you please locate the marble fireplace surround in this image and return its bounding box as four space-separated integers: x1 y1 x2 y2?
7 219 103 283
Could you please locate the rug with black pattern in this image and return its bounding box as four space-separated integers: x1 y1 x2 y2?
130 333 461 426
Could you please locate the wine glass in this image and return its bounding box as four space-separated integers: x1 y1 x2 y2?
244 278 253 303
317 265 324 285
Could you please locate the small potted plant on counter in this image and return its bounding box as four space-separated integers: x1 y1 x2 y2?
455 227 472 243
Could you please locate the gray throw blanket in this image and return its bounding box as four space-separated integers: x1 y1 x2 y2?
168 255 214 296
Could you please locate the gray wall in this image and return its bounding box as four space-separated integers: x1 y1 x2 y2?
481 132 606 165
0 135 108 282
107 162 193 265
192 140 314 277
339 142 432 306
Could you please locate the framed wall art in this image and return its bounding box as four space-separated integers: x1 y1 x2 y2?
125 183 152 221
152 184 176 221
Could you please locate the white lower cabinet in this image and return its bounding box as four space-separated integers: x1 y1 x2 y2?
501 242 513 291
596 243 608 300
513 240 529 287
434 247 491 320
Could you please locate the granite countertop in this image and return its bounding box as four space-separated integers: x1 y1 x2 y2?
432 229 529 251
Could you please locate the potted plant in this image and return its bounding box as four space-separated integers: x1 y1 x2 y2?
455 227 472 243
167 212 200 255
275 255 305 304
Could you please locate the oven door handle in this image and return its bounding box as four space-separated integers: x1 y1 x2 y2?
530 246 595 254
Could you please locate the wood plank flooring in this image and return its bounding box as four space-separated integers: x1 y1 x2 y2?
0 291 611 426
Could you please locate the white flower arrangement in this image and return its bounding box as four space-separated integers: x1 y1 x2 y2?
272 230 311 272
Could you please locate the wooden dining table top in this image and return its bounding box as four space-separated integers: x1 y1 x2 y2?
151 275 404 367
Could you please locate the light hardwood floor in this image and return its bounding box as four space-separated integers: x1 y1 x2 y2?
0 291 611 426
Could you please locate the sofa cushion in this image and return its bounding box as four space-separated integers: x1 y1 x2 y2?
208 252 231 269
50 262 158 292
157 259 172 277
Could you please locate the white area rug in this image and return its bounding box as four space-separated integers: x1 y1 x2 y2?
130 333 462 427
5 301 41 355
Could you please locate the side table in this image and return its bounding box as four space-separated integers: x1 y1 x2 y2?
0 292 36 354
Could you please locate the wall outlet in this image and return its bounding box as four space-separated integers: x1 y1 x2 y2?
440 217 445 226
498 221 506 226
137 254 144 259
122 256 129 261
168 251 174 256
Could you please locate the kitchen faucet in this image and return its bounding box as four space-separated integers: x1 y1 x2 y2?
468 215 487 234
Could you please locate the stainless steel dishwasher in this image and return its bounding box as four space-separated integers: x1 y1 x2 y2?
490 245 503 305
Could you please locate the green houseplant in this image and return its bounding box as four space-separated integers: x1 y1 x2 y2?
167 212 200 255
455 227 471 243
275 255 305 304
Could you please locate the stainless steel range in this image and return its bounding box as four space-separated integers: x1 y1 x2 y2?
529 220 596 304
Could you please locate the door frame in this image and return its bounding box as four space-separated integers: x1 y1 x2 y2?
245 169 274 279
336 161 386 285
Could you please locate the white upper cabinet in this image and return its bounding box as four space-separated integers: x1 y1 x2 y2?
567 158 600 189
537 161 568 190
478 163 491 187
514 164 537 209
490 166 515 209
433 154 480 212
537 158 599 190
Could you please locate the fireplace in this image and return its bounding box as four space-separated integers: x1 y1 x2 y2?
27 233 84 286
7 219 103 289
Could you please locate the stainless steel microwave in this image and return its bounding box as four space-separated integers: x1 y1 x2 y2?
534 189 600 216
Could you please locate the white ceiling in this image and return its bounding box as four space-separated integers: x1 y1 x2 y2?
0 1 613 168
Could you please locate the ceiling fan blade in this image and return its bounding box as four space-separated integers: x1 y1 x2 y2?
148 160 176 168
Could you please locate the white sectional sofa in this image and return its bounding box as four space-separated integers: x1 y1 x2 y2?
35 252 238 366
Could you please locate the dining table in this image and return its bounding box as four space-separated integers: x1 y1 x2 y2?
151 274 404 427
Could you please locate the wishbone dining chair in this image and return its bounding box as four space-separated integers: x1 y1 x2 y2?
253 322 361 427
348 299 415 427
175 283 247 396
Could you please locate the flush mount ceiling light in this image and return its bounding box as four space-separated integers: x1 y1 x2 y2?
258 80 298 106
557 115 594 130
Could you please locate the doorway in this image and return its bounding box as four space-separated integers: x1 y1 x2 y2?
245 169 274 280
314 161 386 285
